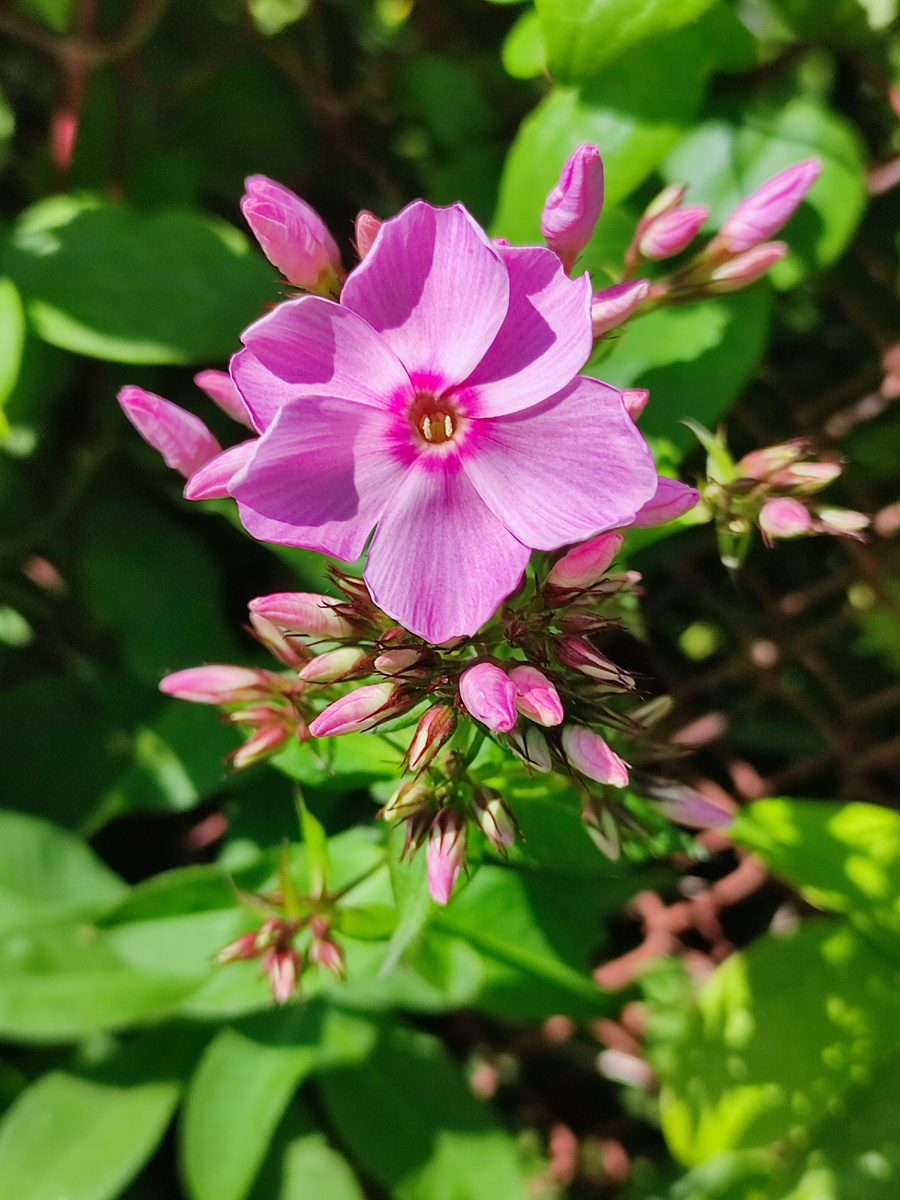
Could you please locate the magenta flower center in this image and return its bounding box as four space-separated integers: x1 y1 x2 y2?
408 393 459 446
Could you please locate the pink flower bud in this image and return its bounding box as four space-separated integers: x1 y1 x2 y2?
540 144 604 271
159 665 276 704
471 789 517 849
716 158 821 254
374 647 431 675
458 663 518 733
298 647 368 683
737 441 807 479
639 183 686 230
426 808 467 905
193 369 254 428
707 242 787 292
217 931 259 964
508 664 564 727
184 440 257 501
241 174 343 292
759 497 812 539
309 936 346 979
649 784 735 829
555 637 632 688
232 723 291 769
817 508 870 535
630 476 700 528
118 386 221 477
383 777 434 821
507 723 553 773
770 461 842 491
263 946 300 1004
622 389 650 421
249 592 353 638
249 612 308 668
562 725 629 787
407 705 457 772
591 279 650 337
547 531 624 590
639 205 709 260
355 210 382 259
309 681 406 737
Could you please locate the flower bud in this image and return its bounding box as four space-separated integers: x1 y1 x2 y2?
383 777 434 822
759 497 812 540
707 242 787 292
508 664 564 727
232 723 292 769
554 637 632 689
118 386 221 477
159 665 277 704
407 705 457 772
426 808 468 905
737 441 808 480
299 647 368 682
547 531 624 590
355 210 382 259
507 723 553 773
249 612 308 668
183 440 257 501
309 681 407 737
562 725 629 787
249 592 353 638
459 663 518 733
262 946 301 1004
817 508 870 535
715 158 821 254
241 174 343 293
648 784 735 829
374 647 432 676
638 205 709 260
770 461 842 492
622 389 650 421
591 279 650 337
638 183 686 230
630 476 700 528
309 936 346 979
471 789 517 850
540 144 604 271
216 931 259 964
193 369 254 428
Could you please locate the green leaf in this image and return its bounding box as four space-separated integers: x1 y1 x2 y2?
248 0 309 36
1 195 278 364
536 0 722 82
332 905 398 940
658 920 900 1165
0 1069 179 1200
502 9 547 79
0 279 25 438
298 794 329 900
273 733 404 791
181 1005 376 1200
593 288 772 453
663 97 867 287
0 809 126 934
733 799 900 952
320 1024 529 1200
276 1130 366 1200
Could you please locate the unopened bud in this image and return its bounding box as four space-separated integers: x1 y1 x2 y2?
118 386 221 478
817 508 870 535
249 612 308 667
159 665 278 705
714 158 821 255
507 723 553 773
540 144 604 271
622 389 649 421
639 184 686 229
459 662 518 733
472 789 517 849
737 440 809 480
591 279 650 337
508 664 564 727
562 725 629 787
707 242 787 292
355 210 382 259
193 369 254 428
217 931 259 964
759 497 812 540
299 647 368 682
374 647 432 676
262 946 301 1004
648 784 735 829
426 808 468 905
770 461 842 492
638 205 709 260
309 681 408 737
547 531 623 590
309 937 346 979
407 705 457 772
630 694 673 728
383 778 434 822
631 476 700 528
232 723 291 768
249 592 353 638
554 637 632 689
242 174 343 293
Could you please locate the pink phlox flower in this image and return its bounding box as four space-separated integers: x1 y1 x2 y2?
540 144 604 271
459 662 518 733
508 664 564 727
226 200 657 643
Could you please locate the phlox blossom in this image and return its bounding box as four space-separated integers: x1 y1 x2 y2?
226 201 657 643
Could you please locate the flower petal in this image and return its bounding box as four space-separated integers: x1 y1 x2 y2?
462 376 657 550
230 348 305 434
184 440 258 500
340 201 509 388
630 476 699 527
228 396 408 559
365 457 531 643
239 296 414 420
455 244 592 416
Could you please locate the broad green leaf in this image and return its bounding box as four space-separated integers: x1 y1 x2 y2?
0 809 126 934
320 1025 529 1200
535 0 721 82
15 0 73 32
332 904 397 940
663 98 866 287
0 1069 179 1200
733 799 900 952
502 9 547 79
181 1005 376 1200
594 288 772 451
298 795 329 900
659 920 900 1165
248 0 308 36
380 824 439 977
0 278 25 438
277 1130 366 1200
1 195 277 363
273 732 403 791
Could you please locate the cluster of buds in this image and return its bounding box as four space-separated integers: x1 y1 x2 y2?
689 424 869 569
